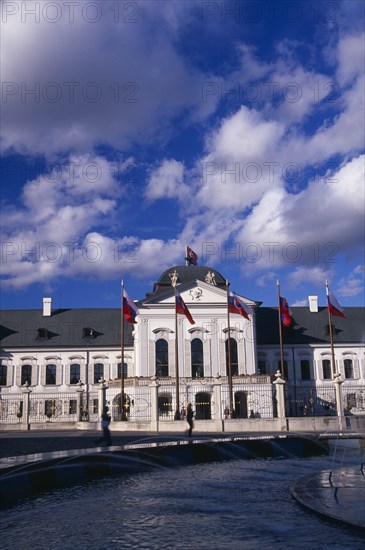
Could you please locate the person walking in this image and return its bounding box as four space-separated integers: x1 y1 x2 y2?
186 402 194 437
96 406 112 446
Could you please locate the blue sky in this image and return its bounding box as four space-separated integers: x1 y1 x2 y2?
1 0 364 310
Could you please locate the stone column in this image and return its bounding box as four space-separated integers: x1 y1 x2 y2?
21 382 32 430
273 370 287 431
149 375 159 432
333 374 345 432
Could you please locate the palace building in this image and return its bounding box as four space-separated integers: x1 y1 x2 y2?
0 264 364 430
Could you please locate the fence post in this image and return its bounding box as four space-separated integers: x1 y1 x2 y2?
21 382 31 430
273 370 287 431
333 374 345 432
98 379 108 419
76 381 85 422
213 375 223 431
149 375 159 432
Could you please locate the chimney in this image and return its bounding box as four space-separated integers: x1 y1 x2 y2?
308 295 318 313
43 297 52 317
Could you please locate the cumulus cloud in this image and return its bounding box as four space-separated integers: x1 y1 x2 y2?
145 159 188 201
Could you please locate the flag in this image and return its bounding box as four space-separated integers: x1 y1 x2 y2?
228 291 250 320
123 288 139 324
185 245 198 266
327 290 346 318
176 289 195 324
279 296 291 327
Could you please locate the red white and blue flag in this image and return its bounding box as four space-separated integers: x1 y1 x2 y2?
327 290 346 318
123 288 139 324
176 289 195 324
228 291 250 320
279 296 291 327
185 245 198 266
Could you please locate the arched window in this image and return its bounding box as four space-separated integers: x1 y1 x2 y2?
46 364 57 385
70 363 80 384
191 338 204 378
94 363 104 384
156 339 168 377
21 364 32 385
225 338 238 376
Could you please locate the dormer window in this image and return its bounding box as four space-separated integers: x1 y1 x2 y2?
36 328 49 340
83 327 95 339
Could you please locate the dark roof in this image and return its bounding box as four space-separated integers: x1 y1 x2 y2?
145 265 226 297
0 309 133 349
256 307 365 345
1 306 363 350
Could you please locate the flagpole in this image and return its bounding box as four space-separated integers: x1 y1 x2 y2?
326 280 337 377
226 280 233 416
174 283 181 420
120 280 126 420
277 280 285 379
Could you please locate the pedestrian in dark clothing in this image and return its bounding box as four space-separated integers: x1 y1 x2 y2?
96 407 112 446
186 402 194 437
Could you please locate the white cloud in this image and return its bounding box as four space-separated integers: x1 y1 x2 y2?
336 265 365 297
145 159 188 201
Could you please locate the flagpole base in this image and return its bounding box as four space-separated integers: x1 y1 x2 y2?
174 410 181 420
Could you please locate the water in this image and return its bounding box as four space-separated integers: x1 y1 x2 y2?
1 449 364 549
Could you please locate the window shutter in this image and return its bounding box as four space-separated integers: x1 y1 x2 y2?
29 365 35 386
354 359 360 379
168 339 175 378
65 364 71 385
88 363 94 385
219 339 226 376
203 340 210 378
56 364 62 386
15 365 22 387
184 339 191 377
148 340 155 377
40 364 46 385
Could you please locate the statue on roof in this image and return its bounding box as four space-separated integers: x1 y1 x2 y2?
169 269 179 287
205 270 217 285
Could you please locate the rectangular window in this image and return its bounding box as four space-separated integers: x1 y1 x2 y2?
300 360 311 380
322 360 332 380
117 363 128 379
93 399 98 414
344 359 354 379
70 363 80 384
0 364 7 386
258 360 266 375
93 363 104 384
69 400 77 414
46 364 57 385
21 364 32 386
